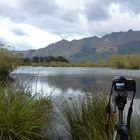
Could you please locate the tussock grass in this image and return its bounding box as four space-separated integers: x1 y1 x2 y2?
130 116 140 140
0 84 52 140
59 92 116 140
58 91 140 140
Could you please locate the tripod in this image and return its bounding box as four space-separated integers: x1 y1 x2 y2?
112 93 129 140
105 76 136 140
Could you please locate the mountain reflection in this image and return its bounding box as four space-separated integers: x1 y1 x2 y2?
12 67 140 99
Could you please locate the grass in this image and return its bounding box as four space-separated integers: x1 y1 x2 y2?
58 91 140 140
0 83 52 140
58 91 116 140
130 116 140 140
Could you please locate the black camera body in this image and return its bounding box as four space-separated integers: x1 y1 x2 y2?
113 76 136 91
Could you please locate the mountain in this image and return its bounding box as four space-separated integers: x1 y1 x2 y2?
22 29 140 62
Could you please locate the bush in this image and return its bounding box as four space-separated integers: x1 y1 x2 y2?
0 84 52 140
0 49 22 81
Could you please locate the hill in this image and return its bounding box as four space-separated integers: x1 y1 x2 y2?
21 29 140 62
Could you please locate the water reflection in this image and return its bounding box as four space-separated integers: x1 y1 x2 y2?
12 67 140 99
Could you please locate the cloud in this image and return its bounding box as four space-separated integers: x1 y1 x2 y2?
114 0 140 14
0 0 140 49
84 0 112 21
11 27 27 36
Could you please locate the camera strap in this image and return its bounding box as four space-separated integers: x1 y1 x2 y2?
127 89 136 139
105 104 111 138
105 83 113 139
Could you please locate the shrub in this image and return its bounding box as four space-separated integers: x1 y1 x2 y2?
0 49 22 81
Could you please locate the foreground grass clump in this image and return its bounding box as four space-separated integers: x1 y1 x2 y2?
60 92 116 140
59 92 140 140
0 84 52 140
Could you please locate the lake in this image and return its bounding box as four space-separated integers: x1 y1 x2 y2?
11 66 140 114
11 66 140 97
11 66 140 139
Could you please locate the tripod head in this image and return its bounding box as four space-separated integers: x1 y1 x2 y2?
115 92 127 111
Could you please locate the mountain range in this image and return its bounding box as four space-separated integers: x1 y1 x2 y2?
4 29 140 62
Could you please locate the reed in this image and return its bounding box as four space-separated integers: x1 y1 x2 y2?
59 92 116 140
59 91 140 140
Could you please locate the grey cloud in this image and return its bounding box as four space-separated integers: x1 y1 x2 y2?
0 0 140 40
11 27 27 36
0 5 22 22
114 0 140 14
0 0 59 22
21 0 59 16
58 10 79 23
84 1 112 21
27 15 75 34
23 0 80 23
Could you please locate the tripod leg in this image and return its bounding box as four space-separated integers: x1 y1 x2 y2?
112 130 118 140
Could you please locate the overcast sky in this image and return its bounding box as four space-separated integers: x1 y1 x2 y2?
1 0 140 50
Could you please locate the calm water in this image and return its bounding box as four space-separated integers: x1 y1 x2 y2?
11 66 140 112
11 66 140 98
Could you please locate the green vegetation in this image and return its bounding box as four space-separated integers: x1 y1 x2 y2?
131 119 140 140
0 49 22 81
23 53 140 69
0 49 52 140
0 48 140 139
59 92 140 140
109 54 140 69
0 84 52 140
59 92 116 140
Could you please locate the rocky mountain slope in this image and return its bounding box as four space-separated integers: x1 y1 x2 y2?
21 29 140 62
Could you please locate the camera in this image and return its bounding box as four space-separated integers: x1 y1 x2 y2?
113 76 136 91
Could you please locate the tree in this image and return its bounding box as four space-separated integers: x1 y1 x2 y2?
0 49 22 81
31 55 39 63
55 56 69 63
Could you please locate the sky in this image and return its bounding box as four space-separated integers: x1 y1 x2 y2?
1 0 140 50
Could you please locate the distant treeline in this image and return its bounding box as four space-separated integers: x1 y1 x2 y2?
22 54 140 69
23 56 69 63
